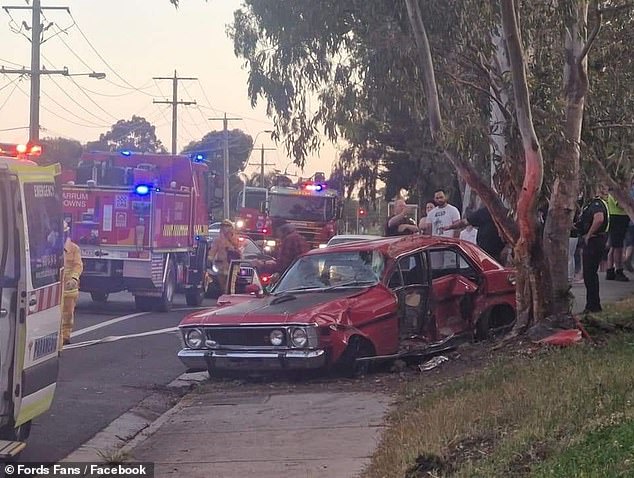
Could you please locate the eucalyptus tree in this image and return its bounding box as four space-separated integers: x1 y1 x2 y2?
172 0 630 329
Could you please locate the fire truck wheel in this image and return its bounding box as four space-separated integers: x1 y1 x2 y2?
157 261 176 312
90 291 109 303
134 296 154 312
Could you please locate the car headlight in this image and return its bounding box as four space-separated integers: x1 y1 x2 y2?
291 328 308 348
270 329 284 346
318 243 327 249
236 219 245 229
184 328 205 349
265 240 276 247
212 264 219 273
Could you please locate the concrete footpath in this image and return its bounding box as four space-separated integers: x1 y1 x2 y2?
130 391 392 478
120 276 632 478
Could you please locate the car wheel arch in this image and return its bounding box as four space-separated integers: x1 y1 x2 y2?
475 303 516 340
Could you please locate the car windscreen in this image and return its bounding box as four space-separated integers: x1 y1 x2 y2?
273 250 384 293
269 193 335 222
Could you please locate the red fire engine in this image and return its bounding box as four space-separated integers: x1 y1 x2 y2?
235 174 340 250
61 151 212 311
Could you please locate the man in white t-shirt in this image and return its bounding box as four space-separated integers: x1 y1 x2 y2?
428 190 461 238
428 190 461 270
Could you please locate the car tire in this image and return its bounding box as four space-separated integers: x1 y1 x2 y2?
475 306 515 341
336 336 375 378
157 260 176 312
90 291 109 303
134 295 153 312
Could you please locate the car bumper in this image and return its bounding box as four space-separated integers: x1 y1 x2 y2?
178 348 327 372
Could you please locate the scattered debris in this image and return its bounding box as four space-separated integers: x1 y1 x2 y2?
418 355 449 372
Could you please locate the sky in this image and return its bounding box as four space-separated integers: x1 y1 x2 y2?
0 0 338 178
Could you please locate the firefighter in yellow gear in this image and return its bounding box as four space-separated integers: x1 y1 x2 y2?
61 221 83 346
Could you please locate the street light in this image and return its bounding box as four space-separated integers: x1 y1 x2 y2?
61 68 106 79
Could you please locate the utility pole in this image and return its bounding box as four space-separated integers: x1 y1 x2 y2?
209 113 241 219
153 70 196 154
1 1 90 145
248 145 275 187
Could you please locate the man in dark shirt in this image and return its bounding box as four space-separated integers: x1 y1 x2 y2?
385 199 419 236
257 222 310 275
577 186 610 313
445 206 506 262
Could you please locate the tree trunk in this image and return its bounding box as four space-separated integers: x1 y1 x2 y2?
543 1 591 315
406 0 551 330
500 0 552 328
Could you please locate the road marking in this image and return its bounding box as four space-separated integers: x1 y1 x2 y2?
71 305 210 339
71 311 148 338
65 326 179 350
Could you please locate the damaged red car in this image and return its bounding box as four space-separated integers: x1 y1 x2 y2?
177 235 516 376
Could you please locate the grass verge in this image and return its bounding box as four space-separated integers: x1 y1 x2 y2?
362 305 634 477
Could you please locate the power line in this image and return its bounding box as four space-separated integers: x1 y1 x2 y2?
0 80 21 113
0 74 21 92
40 84 109 127
14 81 104 128
181 81 207 137
46 73 113 124
41 52 119 121
0 57 23 67
68 11 155 96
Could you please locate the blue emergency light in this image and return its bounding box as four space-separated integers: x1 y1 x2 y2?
192 153 205 162
134 184 151 196
120 150 132 157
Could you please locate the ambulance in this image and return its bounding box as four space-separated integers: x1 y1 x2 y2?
0 143 63 458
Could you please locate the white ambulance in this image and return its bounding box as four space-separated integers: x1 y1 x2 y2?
0 143 63 458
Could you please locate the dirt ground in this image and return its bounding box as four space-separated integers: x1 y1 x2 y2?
193 339 528 397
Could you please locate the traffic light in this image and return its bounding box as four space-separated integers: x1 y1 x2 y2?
358 207 366 217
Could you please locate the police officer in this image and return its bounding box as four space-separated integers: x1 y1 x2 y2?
61 221 83 346
578 185 610 314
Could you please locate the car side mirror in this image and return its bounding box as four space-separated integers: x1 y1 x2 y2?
259 200 269 214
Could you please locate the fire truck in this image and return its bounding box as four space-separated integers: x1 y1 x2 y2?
235 174 340 250
61 151 212 311
0 143 63 455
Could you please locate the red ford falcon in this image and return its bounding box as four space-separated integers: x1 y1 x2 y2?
178 235 516 377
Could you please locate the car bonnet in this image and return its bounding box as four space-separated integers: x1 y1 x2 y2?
180 289 368 326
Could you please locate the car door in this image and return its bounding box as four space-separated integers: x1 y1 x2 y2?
428 247 479 338
388 252 432 341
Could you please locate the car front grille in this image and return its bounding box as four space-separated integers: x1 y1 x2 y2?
205 326 288 348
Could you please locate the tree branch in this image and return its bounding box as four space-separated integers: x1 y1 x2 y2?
404 0 443 138
588 123 634 130
444 70 512 121
578 3 602 64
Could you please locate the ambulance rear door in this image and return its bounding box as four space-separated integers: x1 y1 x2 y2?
0 168 20 428
13 169 63 428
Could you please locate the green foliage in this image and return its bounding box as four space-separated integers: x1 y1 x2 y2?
39 137 83 169
582 7 634 190
182 129 253 219
86 115 166 153
181 129 253 177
